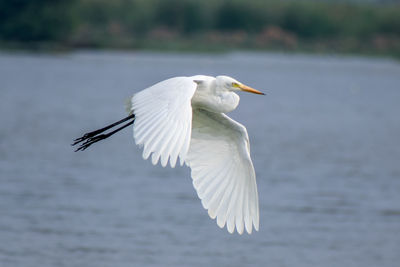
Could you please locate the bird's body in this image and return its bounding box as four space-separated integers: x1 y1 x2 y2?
73 75 264 234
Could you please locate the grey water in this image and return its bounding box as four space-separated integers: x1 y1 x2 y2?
0 51 399 267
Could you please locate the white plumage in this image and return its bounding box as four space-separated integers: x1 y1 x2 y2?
129 75 263 234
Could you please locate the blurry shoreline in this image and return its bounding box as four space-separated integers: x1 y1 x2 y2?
0 0 399 59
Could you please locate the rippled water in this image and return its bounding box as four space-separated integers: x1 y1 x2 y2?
0 51 399 267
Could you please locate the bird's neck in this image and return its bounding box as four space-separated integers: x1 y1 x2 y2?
192 89 239 114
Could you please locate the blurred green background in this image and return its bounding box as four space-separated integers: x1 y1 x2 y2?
0 0 399 57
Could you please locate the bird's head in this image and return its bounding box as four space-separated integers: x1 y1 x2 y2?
216 75 264 95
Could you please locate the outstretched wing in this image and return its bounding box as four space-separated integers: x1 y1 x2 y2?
130 77 197 167
186 109 259 234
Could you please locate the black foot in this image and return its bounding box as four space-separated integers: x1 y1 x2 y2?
72 114 135 152
73 134 109 152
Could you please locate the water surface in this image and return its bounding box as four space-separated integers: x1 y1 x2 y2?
0 51 399 267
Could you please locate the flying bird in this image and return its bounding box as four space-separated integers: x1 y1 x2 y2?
72 75 264 234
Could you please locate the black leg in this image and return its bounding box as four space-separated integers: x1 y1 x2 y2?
72 114 135 151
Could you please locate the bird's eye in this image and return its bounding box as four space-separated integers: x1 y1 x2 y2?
232 82 239 88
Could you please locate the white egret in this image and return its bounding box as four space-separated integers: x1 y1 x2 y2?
73 75 264 234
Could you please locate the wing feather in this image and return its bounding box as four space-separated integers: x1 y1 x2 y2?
198 163 229 202
216 175 236 228
160 124 182 167
130 77 197 167
135 113 164 144
226 170 240 234
207 162 235 219
186 109 259 234
168 123 187 168
243 177 252 234
150 119 177 166
235 175 245 234
202 161 233 204
180 118 192 166
143 119 169 158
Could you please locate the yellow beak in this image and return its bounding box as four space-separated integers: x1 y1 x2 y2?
238 84 265 95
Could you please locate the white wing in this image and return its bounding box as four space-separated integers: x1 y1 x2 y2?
186 109 259 234
130 77 197 167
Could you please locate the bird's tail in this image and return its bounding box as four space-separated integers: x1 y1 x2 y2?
72 114 135 152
